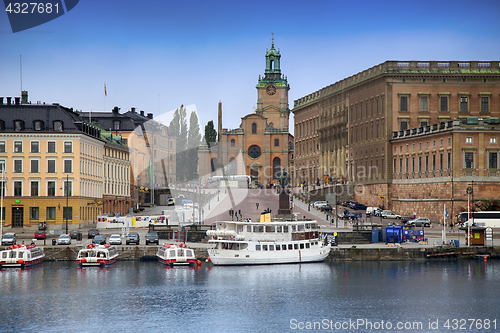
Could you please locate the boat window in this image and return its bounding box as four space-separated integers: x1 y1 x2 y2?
276 226 282 233
237 225 244 233
282 245 287 250
255 245 261 251
169 250 175 257
265 226 275 233
306 243 310 249
253 225 264 233
288 244 293 250
300 243 304 249
177 249 183 257
269 245 274 251
247 225 252 232
275 245 280 251
291 225 297 232
311 223 318 229
306 223 311 229
18 252 24 258
186 250 193 257
294 244 299 250
27 253 31 259
262 245 268 251
9 252 16 258
283 226 289 233
298 225 305 231
315 241 318 245
2 252 7 259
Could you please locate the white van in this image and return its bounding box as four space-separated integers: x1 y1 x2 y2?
366 207 380 216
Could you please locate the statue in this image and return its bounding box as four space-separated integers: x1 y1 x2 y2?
277 168 290 189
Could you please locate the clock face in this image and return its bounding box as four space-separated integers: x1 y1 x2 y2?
266 84 276 95
248 145 262 159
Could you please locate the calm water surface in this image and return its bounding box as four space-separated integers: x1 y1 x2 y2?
1 260 499 333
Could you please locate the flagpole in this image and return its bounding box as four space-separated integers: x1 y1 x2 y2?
104 82 107 112
443 203 446 244
1 167 5 240
89 84 92 124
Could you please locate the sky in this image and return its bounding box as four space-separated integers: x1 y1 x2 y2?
1 0 500 135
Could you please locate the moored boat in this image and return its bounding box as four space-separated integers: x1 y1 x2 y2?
76 243 119 267
206 220 330 265
156 243 197 266
0 244 45 268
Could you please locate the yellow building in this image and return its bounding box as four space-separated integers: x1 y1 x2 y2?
0 99 103 230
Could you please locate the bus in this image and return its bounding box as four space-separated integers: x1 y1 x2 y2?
457 211 500 228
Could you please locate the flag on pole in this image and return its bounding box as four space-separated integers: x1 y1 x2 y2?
445 205 449 218
104 83 107 96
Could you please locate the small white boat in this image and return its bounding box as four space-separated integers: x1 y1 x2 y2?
76 243 119 267
206 220 330 265
0 244 45 268
156 243 198 267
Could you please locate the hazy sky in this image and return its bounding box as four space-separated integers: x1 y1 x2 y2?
1 0 500 134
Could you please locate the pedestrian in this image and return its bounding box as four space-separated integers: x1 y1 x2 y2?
256 202 259 210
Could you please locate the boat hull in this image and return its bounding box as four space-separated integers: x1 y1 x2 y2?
77 256 118 267
207 245 331 266
0 257 44 269
157 256 197 267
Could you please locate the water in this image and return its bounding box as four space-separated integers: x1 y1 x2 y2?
1 260 500 333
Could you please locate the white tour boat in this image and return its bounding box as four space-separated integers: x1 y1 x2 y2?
206 220 331 265
0 244 45 268
156 243 198 266
76 243 119 267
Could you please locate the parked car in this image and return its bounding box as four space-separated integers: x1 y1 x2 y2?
108 234 122 245
1 233 16 246
92 235 106 245
88 228 100 239
126 232 140 245
70 230 82 239
381 210 401 219
313 201 327 209
167 198 175 206
145 232 159 245
320 204 334 212
34 230 46 240
352 203 367 210
57 234 72 245
366 207 381 216
401 216 413 225
407 217 431 227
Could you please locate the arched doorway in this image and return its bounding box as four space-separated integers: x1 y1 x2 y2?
273 157 281 180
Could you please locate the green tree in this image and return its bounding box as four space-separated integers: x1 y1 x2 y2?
169 105 188 181
187 111 201 180
204 120 217 147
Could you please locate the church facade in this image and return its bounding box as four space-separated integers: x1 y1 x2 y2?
199 42 294 186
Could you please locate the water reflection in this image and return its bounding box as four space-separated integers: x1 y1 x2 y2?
0 260 499 332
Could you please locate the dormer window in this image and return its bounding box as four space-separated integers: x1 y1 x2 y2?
14 120 24 131
114 120 120 130
34 120 44 131
53 121 63 131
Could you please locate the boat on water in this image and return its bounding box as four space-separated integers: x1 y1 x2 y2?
76 243 119 267
206 220 331 265
156 243 197 266
0 244 45 268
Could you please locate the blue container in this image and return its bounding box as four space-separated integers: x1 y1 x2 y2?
372 229 380 243
385 225 403 243
454 240 459 247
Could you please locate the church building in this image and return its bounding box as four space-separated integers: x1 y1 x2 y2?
199 42 294 186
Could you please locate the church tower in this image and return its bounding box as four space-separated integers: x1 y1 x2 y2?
256 38 290 130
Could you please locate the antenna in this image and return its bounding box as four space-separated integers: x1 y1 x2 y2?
20 55 22 94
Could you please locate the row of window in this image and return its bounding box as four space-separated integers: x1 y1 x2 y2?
395 137 497 153
1 159 73 174
296 118 320 138
350 97 385 122
229 137 281 147
0 141 72 154
350 120 385 144
27 206 72 220
255 242 317 251
399 94 491 113
393 151 500 172
0 180 72 197
0 120 64 131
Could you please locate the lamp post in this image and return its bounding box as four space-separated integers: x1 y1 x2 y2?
64 175 69 234
0 167 5 240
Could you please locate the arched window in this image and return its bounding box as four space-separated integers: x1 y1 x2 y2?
251 123 257 134
34 120 44 131
230 139 235 147
273 157 281 179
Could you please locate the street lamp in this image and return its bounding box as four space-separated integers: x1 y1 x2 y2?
61 175 69 234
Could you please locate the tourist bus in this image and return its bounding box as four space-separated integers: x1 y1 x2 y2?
457 211 500 228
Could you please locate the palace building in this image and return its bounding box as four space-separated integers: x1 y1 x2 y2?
293 61 500 221
199 42 294 186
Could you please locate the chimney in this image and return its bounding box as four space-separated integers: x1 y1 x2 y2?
131 107 136 113
21 91 28 104
6 97 12 105
147 113 153 119
112 106 120 114
140 110 145 116
15 97 20 105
